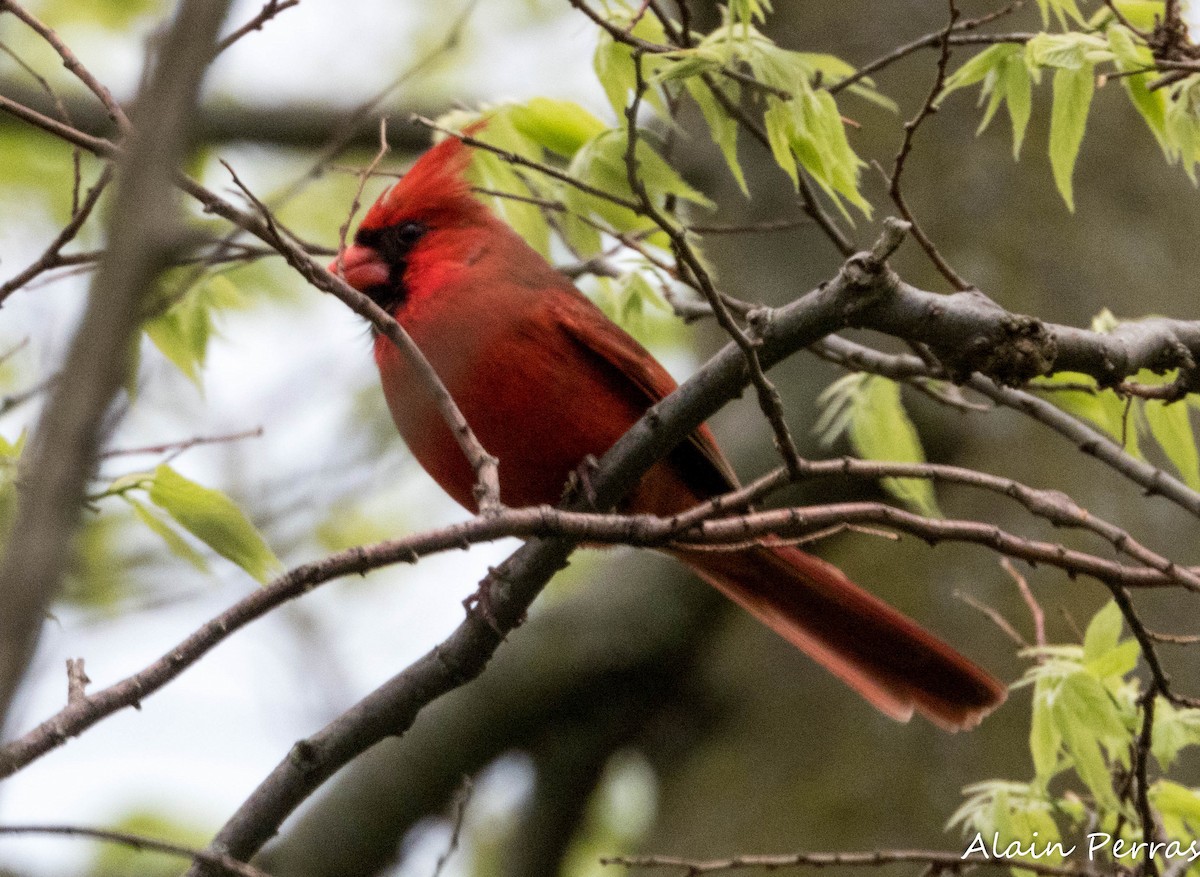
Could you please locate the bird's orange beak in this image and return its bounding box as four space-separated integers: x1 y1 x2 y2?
328 244 389 291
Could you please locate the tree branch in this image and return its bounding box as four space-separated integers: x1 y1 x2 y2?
0 0 233 732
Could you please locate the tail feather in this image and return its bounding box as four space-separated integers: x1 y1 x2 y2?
673 543 1006 731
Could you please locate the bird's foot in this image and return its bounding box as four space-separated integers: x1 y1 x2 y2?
562 454 601 508
462 569 525 636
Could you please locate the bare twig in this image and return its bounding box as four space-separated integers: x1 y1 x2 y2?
831 2 1026 95
955 589 1031 648
64 658 88 706
334 118 391 292
7 494 1197 778
431 776 474 877
0 164 114 305
0 0 233 731
884 1 973 291
0 0 131 132
621 52 804 478
99 428 265 461
1003 558 1045 647
215 0 300 54
600 848 1088 875
0 824 271 877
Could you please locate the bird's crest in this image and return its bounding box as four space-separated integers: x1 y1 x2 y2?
362 120 487 231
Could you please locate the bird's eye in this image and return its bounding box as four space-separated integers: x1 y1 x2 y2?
373 221 428 266
395 221 427 243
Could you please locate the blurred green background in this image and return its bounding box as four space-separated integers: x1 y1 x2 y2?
1 1 1198 875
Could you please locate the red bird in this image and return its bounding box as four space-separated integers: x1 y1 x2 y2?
332 134 1006 730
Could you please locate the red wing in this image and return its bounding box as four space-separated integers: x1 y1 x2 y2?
548 290 741 499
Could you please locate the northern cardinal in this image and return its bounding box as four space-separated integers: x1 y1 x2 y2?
331 133 1006 730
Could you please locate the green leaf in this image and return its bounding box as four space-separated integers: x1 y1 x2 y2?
1062 669 1131 747
695 23 871 216
1003 52 1034 158
148 465 280 583
942 44 1021 96
1053 676 1120 810
1143 395 1200 490
448 109 553 257
593 10 669 117
851 377 939 516
1087 639 1140 681
1091 0 1167 30
1164 76 1200 183
125 496 209 573
1107 25 1169 150
1151 699 1200 771
816 375 939 516
144 274 246 387
1152 780 1200 835
1030 677 1063 782
763 97 800 188
1048 63 1095 211
1033 372 1141 457
728 0 772 28
1082 600 1124 664
507 98 607 158
565 128 714 243
1032 0 1086 28
686 78 748 194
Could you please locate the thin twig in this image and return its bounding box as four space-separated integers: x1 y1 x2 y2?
0 0 130 132
831 1 1026 95
431 776 474 877
0 164 115 305
0 825 271 877
884 0 973 291
955 589 1030 648
601 848 1088 875
623 52 804 478
334 117 390 282
215 0 301 54
99 428 264 460
1003 557 1045 647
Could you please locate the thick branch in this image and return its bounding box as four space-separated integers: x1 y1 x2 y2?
0 0 232 731
0 78 440 151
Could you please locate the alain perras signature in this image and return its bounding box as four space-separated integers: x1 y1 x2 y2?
963 832 1200 863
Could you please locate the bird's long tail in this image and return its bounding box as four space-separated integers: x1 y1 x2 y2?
672 542 1006 731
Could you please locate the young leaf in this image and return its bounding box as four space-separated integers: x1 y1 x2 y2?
125 496 210 573
816 375 940 516
1151 780 1200 835
1053 676 1121 810
1107 25 1168 150
593 10 669 117
1033 0 1086 28
1032 372 1141 457
445 108 554 257
1048 63 1095 211
685 78 748 194
1030 677 1064 782
728 0 772 28
1138 372 1200 489
507 98 607 158
1003 52 1034 158
144 274 246 387
1151 699 1200 771
1082 599 1124 664
148 465 280 584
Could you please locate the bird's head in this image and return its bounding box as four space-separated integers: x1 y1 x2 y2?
329 128 489 313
